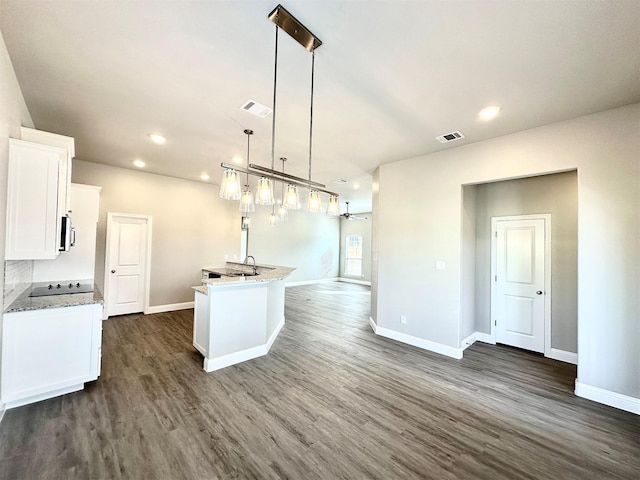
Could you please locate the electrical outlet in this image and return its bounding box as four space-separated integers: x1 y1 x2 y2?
400 315 407 324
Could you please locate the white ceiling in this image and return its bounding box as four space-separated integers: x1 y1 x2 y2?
1 0 639 214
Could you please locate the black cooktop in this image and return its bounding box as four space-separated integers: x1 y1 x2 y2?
30 283 94 297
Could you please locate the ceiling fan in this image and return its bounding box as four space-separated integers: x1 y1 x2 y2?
341 202 368 220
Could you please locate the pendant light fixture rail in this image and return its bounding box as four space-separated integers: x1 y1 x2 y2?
248 163 326 188
220 162 339 198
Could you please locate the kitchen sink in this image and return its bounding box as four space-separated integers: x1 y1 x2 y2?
206 269 259 278
225 271 259 277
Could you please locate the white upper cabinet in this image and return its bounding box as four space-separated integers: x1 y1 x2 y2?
20 127 74 214
6 139 67 260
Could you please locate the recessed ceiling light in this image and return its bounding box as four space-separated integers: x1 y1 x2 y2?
148 133 166 144
479 106 500 121
200 173 210 181
133 159 146 168
353 183 360 190
232 156 244 165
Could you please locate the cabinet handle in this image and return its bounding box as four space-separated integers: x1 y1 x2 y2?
111 270 116 274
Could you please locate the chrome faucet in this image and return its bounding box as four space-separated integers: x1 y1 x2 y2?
244 255 257 275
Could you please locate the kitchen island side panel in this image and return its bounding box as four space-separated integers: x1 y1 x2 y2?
208 283 267 358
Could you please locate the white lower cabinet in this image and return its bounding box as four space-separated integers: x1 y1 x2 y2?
1 303 103 409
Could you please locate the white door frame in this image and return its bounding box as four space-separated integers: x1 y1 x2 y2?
490 214 552 357
103 212 153 318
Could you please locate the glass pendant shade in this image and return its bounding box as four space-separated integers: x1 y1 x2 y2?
268 211 278 226
307 190 322 213
219 169 241 200
239 187 255 213
283 184 300 209
326 195 340 216
277 204 288 221
255 177 274 205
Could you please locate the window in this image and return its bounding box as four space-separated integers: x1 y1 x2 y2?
344 234 363 276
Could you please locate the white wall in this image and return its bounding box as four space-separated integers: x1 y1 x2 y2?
0 28 34 411
71 160 240 307
373 104 640 400
339 214 372 282
246 208 340 284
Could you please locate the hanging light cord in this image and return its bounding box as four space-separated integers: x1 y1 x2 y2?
271 17 279 172
245 130 251 184
308 49 315 182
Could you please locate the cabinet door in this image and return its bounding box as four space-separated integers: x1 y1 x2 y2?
1 304 102 406
20 127 74 215
5 139 66 260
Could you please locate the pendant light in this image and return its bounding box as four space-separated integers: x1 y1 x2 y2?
219 168 241 200
239 129 255 213
308 190 321 213
278 158 289 220
255 177 274 205
283 184 300 209
268 206 278 226
218 6 339 213
326 195 340 216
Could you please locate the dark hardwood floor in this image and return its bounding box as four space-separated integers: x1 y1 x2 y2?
0 282 638 479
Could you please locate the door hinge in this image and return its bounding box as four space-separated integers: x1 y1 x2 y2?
494 320 497 326
494 275 497 282
495 231 498 237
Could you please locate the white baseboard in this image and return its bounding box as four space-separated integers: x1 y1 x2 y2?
286 278 339 287
338 277 371 286
575 381 640 415
474 332 495 344
461 332 476 351
203 317 285 372
0 405 4 426
369 319 462 359
548 348 578 365
146 301 194 314
368 316 377 333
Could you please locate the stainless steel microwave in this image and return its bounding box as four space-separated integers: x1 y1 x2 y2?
59 214 76 252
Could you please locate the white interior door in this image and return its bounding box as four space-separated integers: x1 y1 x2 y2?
105 213 151 316
493 216 549 353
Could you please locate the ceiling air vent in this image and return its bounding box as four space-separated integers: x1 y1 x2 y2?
435 131 465 144
240 99 272 118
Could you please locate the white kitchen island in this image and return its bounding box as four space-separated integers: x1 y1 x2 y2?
192 262 295 372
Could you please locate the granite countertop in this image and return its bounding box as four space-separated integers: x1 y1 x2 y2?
193 262 296 293
4 282 104 313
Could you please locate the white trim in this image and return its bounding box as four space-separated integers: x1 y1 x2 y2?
146 301 195 314
203 317 285 372
548 348 578 365
104 213 153 317
369 316 377 332
338 277 371 286
3 384 84 410
0 406 5 425
490 214 552 356
370 322 462 359
461 332 476 351
285 278 339 287
575 381 640 415
475 332 495 344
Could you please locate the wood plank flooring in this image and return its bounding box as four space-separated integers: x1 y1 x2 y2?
0 282 638 479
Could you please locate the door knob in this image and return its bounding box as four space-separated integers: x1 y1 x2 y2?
536 290 543 295
111 270 116 273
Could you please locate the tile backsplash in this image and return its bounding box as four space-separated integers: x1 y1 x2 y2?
3 259 33 307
